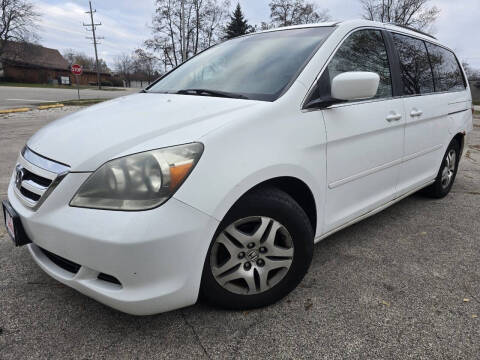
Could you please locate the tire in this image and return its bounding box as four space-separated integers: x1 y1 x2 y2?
423 139 461 198
200 187 314 310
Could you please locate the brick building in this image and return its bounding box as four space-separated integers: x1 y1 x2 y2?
0 41 112 85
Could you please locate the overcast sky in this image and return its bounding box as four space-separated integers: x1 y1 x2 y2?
36 0 480 69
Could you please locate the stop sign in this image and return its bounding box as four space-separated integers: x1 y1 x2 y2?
71 64 83 75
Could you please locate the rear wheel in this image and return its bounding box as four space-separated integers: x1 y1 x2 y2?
200 187 314 310
424 139 461 198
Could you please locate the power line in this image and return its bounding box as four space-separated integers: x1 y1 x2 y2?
82 1 103 90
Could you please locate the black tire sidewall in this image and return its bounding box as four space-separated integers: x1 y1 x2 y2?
200 188 314 310
432 140 461 197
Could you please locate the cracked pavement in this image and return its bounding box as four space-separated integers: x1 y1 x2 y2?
1 108 479 359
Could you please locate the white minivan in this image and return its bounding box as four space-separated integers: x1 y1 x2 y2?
3 20 473 315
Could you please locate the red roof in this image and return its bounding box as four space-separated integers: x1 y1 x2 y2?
1 41 69 70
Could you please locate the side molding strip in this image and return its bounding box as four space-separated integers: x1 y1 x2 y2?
316 179 436 243
328 144 442 189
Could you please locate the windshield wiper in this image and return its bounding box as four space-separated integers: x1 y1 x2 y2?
176 89 248 99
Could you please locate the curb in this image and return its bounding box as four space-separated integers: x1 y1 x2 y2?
0 107 31 114
0 103 66 114
38 104 64 110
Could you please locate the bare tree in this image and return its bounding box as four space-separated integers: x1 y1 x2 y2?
145 0 230 70
0 0 40 58
132 48 160 83
114 53 134 87
62 49 110 73
201 0 230 48
360 0 439 31
269 0 330 28
462 61 480 81
255 21 275 31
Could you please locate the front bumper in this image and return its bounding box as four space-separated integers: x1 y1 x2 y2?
7 172 219 315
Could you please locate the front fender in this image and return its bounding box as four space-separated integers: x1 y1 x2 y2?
212 164 320 226
174 95 327 238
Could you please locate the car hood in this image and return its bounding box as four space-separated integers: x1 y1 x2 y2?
27 93 260 171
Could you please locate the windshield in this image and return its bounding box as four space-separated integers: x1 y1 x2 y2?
147 27 335 101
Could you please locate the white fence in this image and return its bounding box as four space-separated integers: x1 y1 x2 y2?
126 80 154 89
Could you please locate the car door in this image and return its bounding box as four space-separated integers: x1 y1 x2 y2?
390 33 453 194
424 41 471 156
317 29 405 232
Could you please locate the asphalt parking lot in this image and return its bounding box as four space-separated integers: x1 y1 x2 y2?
1 107 479 359
0 86 138 110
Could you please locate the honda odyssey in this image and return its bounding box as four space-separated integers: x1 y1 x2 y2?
2 20 473 315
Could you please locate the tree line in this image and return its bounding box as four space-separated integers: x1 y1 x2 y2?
2 0 479 85
112 0 333 85
112 0 447 85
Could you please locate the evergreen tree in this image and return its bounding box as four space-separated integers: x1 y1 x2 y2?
224 3 251 39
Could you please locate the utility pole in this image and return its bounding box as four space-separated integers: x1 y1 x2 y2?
83 1 104 89
181 0 186 62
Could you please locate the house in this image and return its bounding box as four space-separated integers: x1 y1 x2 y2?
0 41 112 85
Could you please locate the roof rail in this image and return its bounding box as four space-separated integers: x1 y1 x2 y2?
386 23 437 40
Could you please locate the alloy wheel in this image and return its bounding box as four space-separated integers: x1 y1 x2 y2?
441 149 457 188
210 216 294 295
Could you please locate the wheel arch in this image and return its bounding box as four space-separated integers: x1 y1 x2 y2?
228 176 318 234
452 132 465 155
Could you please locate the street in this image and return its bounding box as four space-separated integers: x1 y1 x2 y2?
0 86 138 110
0 107 479 359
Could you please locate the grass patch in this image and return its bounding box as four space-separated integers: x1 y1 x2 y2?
37 98 107 107
0 82 125 91
473 100 480 106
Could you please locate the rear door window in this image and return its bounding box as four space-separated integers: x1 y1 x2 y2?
425 43 466 92
392 33 434 95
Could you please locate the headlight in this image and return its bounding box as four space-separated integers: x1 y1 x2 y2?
70 143 203 210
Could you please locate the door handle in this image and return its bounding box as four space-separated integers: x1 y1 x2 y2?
386 113 402 122
410 109 423 117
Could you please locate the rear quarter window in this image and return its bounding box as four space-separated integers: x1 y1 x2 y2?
425 43 466 92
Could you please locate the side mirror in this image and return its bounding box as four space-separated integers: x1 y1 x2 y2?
331 72 380 101
304 71 380 110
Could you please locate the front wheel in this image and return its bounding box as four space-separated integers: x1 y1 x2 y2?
200 187 314 310
423 139 461 198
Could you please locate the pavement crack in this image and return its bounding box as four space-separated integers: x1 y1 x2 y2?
25 281 64 287
451 191 480 196
181 311 211 360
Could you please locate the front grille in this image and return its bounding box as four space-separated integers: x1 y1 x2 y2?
13 147 69 210
20 186 41 202
23 169 53 187
40 247 81 274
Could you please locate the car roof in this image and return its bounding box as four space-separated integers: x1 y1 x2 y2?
258 19 445 48
259 21 340 32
